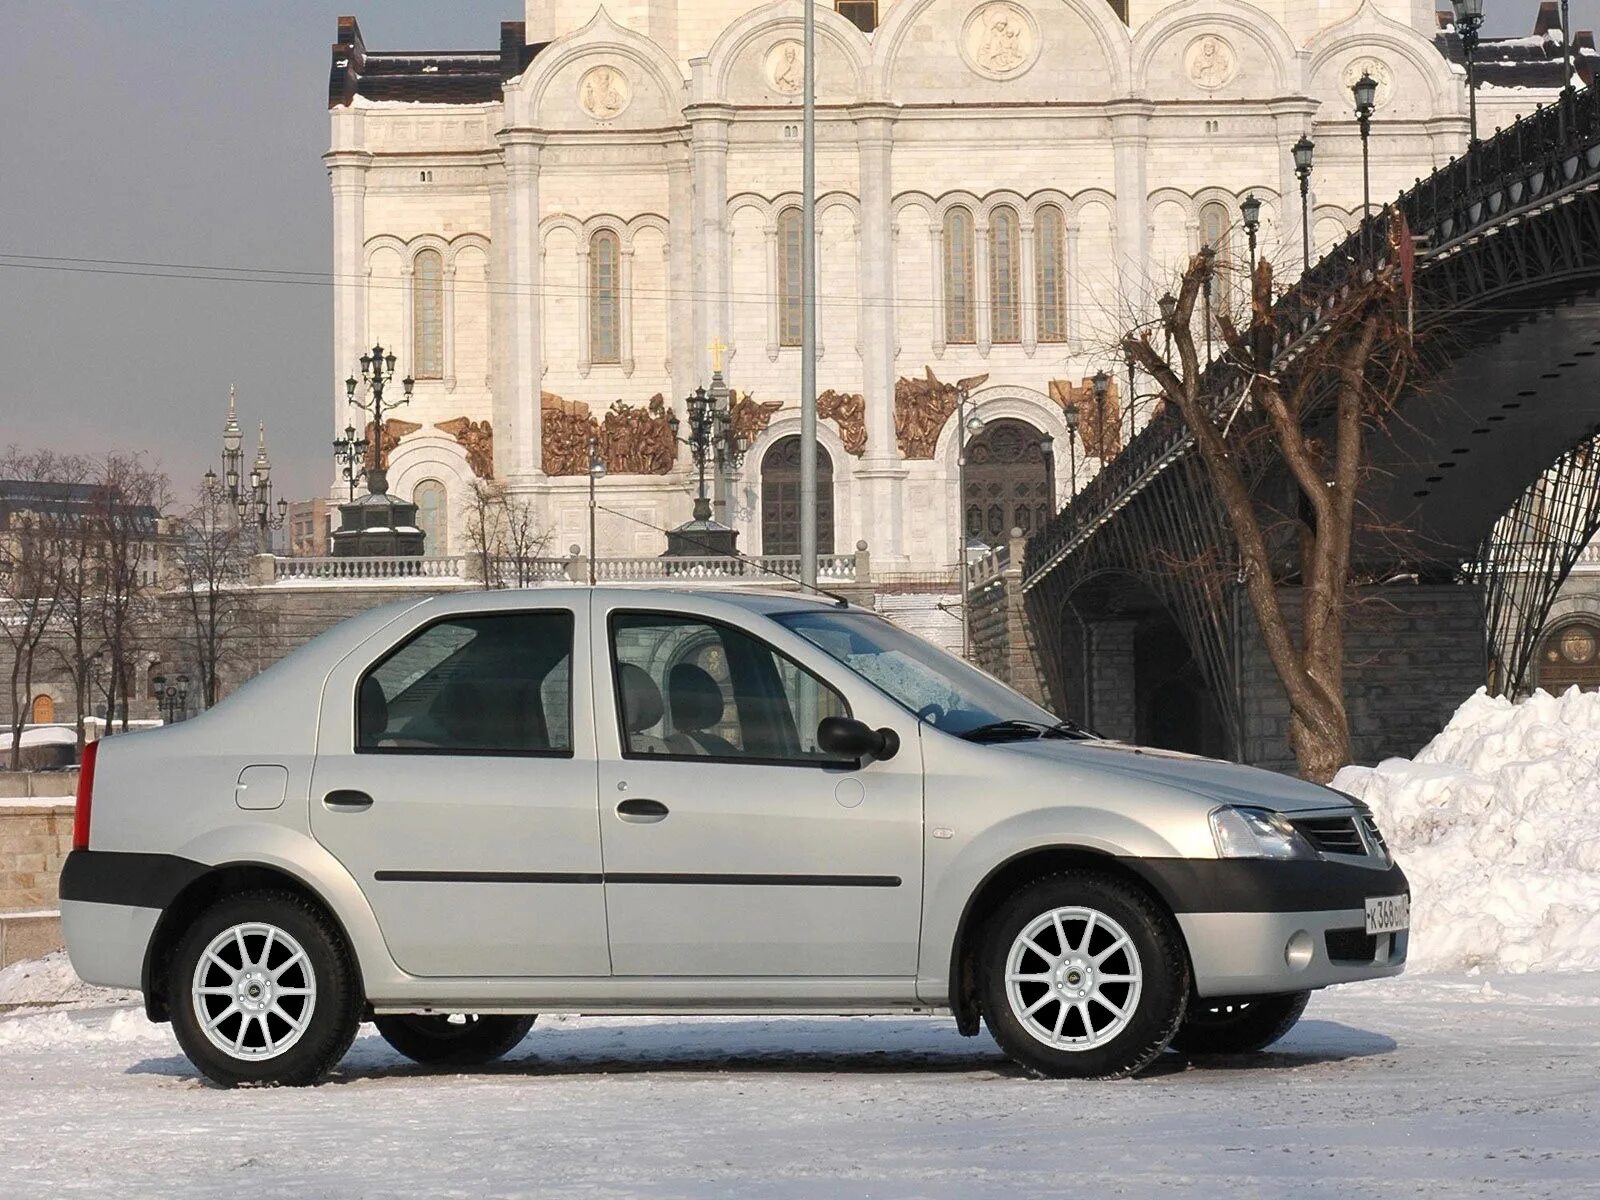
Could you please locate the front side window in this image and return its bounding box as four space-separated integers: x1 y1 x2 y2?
775 608 1056 736
611 612 849 763
358 611 574 755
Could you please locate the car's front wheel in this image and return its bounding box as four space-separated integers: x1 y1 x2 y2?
980 872 1189 1079
1169 991 1310 1055
169 891 361 1087
374 1014 536 1066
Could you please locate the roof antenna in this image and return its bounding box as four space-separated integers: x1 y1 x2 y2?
594 504 851 607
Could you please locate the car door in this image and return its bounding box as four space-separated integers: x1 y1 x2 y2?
593 595 924 978
310 598 609 978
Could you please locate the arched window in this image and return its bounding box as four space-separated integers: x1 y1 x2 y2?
761 436 834 556
1199 201 1232 333
1536 619 1600 692
963 419 1052 546
30 694 55 724
835 1 877 33
589 230 621 365
777 207 803 348
1035 204 1068 343
989 206 1021 344
412 248 444 380
413 479 448 554
943 206 976 345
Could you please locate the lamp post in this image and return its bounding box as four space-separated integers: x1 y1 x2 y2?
1158 290 1177 361
587 434 605 585
667 386 749 528
151 673 190 725
332 421 369 500
1561 0 1573 92
1091 369 1111 464
954 387 986 660
1040 432 1056 518
1452 0 1484 147
1064 402 1080 498
241 425 288 553
1293 135 1315 274
1240 193 1262 274
1352 71 1377 218
343 342 414 491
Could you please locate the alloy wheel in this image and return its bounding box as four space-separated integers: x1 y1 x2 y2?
1003 905 1143 1051
190 921 318 1061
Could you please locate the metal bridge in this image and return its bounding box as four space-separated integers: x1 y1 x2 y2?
1021 86 1600 763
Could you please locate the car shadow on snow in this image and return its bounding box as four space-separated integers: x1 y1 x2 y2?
123 1016 1397 1086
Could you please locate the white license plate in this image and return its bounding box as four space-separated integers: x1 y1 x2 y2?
1365 893 1410 935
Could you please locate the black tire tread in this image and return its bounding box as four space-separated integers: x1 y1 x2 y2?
374 1014 536 1066
1170 990 1311 1055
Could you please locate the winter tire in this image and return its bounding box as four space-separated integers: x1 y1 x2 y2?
980 872 1189 1079
169 890 361 1087
374 1014 536 1066
1169 990 1310 1055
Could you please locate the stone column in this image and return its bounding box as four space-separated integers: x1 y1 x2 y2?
687 104 733 388
974 215 992 355
1107 100 1154 304
1019 215 1037 356
497 129 546 481
852 103 908 561
666 150 695 403
326 123 370 486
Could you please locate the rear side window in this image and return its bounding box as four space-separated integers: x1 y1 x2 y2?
358 611 574 756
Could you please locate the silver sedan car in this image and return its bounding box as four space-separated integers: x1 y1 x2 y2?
61 588 1408 1086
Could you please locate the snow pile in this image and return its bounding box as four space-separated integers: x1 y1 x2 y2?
0 950 138 1012
1332 687 1600 974
0 1005 168 1050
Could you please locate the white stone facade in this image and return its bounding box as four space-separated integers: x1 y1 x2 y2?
327 0 1558 571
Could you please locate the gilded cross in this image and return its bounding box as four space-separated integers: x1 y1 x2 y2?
708 336 729 373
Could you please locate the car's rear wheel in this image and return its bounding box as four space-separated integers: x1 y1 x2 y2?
169 891 360 1087
980 872 1189 1079
374 1014 536 1066
1169 991 1310 1055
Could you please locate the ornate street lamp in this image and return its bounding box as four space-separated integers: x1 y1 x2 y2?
343 342 414 492
1039 431 1055 509
152 673 190 725
665 384 749 558
1240 193 1262 273
1293 134 1316 274
1091 369 1111 463
1064 401 1080 499
954 387 987 660
240 424 287 553
1352 71 1378 218
587 435 606 586
1452 0 1484 146
332 421 369 501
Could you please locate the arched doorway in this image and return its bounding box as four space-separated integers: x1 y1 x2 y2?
1535 617 1600 691
413 478 448 554
964 418 1052 547
30 694 55 724
761 436 834 556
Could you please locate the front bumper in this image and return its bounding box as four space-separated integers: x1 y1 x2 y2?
1133 856 1410 997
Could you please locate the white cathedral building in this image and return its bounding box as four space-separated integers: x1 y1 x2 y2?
325 0 1572 571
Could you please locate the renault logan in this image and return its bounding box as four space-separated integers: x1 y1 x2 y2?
60 588 1407 1085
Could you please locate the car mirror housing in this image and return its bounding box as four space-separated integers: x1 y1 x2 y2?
817 716 900 763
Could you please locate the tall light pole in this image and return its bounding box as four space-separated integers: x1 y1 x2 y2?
587 435 605 585
1293 135 1315 275
798 0 819 589
344 342 414 493
332 422 369 500
245 424 288 553
1561 0 1573 92
1352 72 1377 218
1240 192 1262 274
955 387 985 659
1091 369 1111 463
1064 402 1080 498
1452 0 1484 147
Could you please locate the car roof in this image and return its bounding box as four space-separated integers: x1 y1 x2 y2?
411 585 855 618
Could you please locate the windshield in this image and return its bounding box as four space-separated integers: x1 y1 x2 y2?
773 608 1060 736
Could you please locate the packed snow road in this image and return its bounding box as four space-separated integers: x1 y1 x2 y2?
1 976 1597 1199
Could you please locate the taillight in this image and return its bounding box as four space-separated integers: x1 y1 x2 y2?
73 739 98 852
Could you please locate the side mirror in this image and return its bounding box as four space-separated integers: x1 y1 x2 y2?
817 716 900 763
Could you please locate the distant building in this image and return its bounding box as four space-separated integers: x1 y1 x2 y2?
0 479 174 590
286 498 333 557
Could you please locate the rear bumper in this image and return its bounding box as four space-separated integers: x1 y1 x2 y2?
59 850 209 995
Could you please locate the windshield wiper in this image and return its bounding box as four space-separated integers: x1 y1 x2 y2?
959 719 1096 743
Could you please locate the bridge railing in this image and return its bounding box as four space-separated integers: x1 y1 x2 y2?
1023 83 1600 590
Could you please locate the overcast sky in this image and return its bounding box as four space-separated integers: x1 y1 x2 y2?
0 1 1590 503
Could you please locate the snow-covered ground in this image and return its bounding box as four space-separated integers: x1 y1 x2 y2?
0 977 1597 1198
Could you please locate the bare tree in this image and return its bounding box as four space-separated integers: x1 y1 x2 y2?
0 449 69 768
461 479 554 589
44 454 109 752
174 482 259 709
1121 241 1411 782
89 454 169 731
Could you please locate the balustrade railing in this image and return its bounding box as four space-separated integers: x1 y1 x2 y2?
273 555 470 581
1023 82 1600 590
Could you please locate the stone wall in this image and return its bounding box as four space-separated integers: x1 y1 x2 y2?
0 798 74 913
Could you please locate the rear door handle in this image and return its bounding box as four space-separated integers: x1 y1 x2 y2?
616 797 669 823
323 789 374 812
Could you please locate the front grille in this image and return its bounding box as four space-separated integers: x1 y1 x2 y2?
1292 816 1366 856
1360 812 1388 853
1326 928 1378 963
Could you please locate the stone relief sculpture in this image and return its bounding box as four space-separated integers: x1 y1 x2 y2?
365 418 422 472
540 392 676 475
599 394 676 475
579 66 629 120
1341 57 1395 108
1049 377 1122 461
434 417 494 479
1186 36 1236 90
728 391 784 449
963 3 1037 80
895 367 989 459
817 390 867 456
767 41 803 96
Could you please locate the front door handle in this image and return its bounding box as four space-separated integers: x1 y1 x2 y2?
616 797 669 823
323 789 374 812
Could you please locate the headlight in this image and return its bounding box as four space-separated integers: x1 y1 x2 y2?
1209 805 1316 860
